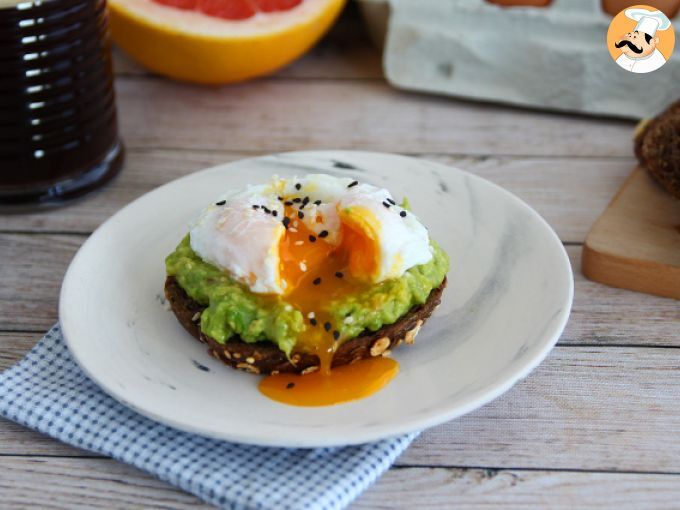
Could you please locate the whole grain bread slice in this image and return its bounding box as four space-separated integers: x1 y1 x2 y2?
635 99 680 199
164 275 446 375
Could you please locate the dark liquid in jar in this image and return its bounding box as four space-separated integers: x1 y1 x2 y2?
0 0 123 209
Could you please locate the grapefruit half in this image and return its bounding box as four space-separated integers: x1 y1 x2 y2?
108 0 346 84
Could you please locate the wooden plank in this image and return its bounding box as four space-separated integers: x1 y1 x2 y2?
0 331 42 373
355 467 680 509
1 458 679 509
0 235 83 332
0 149 632 243
110 3 383 80
112 78 635 157
0 457 210 509
583 167 680 300
2 344 680 473
1 237 676 345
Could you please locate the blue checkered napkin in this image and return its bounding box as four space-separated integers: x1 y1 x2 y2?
0 325 417 510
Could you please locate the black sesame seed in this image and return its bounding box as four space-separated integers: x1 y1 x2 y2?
262 206 270 214
309 235 316 242
313 277 321 285
302 196 310 204
310 318 318 326
272 210 278 217
400 210 407 218
299 202 306 210
298 211 304 219
335 271 344 278
215 200 226 206
318 230 329 238
282 217 291 229
284 201 293 206
286 382 295 389
314 200 322 206
324 322 331 332
252 204 260 209
293 197 302 203
387 198 396 205
295 183 302 190
348 181 359 188
333 330 340 341
382 201 391 208
277 196 283 201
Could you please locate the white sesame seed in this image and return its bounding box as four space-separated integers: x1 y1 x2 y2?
307 311 315 319
299 262 307 272
294 240 304 246
284 304 293 312
288 227 298 233
344 316 355 324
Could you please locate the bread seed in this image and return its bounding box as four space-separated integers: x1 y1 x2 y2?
236 363 260 374
370 337 391 356
404 320 423 344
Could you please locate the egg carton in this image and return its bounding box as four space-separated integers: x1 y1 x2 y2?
358 0 678 118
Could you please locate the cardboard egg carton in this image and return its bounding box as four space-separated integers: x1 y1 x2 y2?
358 0 678 118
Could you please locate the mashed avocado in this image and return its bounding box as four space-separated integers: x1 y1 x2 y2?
166 236 449 357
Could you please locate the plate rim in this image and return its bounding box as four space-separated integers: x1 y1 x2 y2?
59 150 574 447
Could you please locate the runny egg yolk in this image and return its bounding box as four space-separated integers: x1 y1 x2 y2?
258 202 399 407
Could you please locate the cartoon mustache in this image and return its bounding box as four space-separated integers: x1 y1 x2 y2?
615 39 643 54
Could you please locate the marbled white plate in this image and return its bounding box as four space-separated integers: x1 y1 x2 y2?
60 151 573 447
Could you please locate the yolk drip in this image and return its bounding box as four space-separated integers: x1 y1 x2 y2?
258 200 398 407
259 357 399 407
276 204 365 374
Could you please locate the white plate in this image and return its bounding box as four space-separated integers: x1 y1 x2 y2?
60 151 573 448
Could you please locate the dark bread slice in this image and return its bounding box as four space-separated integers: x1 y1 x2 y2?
165 275 446 375
634 99 680 161
634 99 680 199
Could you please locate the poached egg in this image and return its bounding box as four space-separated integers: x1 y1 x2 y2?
189 174 433 296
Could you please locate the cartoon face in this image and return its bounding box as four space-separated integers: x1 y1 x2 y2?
615 30 659 58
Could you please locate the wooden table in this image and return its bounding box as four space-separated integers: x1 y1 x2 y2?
2 8 679 509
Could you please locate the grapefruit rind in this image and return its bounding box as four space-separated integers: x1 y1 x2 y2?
108 0 346 84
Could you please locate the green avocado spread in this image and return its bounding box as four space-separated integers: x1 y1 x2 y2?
166 235 449 357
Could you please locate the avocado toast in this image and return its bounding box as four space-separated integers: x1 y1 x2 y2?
165 174 449 376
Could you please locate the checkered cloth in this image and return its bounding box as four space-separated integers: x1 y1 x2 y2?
0 325 417 510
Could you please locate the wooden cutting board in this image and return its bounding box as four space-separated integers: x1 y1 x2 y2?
582 166 680 300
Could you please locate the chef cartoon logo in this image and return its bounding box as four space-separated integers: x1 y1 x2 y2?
607 5 674 73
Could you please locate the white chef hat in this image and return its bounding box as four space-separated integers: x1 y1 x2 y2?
625 8 672 37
